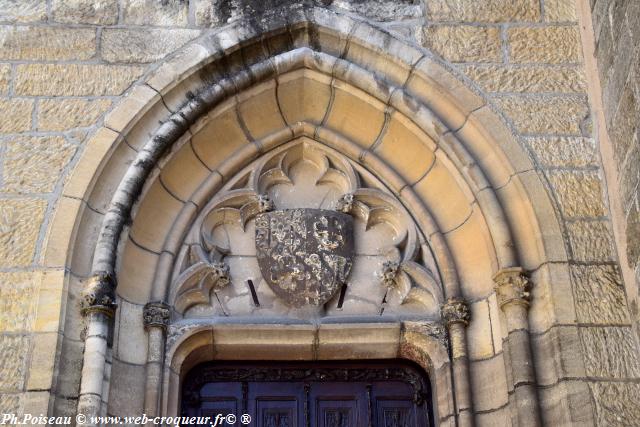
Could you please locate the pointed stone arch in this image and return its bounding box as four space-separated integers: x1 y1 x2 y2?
43 6 584 426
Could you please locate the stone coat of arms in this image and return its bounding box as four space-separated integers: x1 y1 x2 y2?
255 209 354 307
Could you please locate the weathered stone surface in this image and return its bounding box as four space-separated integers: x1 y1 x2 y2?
2 136 76 193
38 98 112 131
0 335 30 390
0 98 32 133
102 28 200 63
0 272 39 332
462 65 586 93
547 171 606 218
566 220 615 262
0 26 96 60
581 326 640 379
0 1 46 22
0 198 47 267
494 96 589 134
422 25 501 63
571 265 630 324
589 382 640 426
508 27 582 63
331 0 422 21
526 137 597 168
0 393 22 414
122 0 188 26
0 65 10 95
544 0 577 22
627 201 640 265
15 64 144 96
52 0 118 24
425 0 540 22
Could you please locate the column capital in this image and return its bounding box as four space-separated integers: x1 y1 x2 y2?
493 267 532 309
441 298 471 327
82 272 117 317
143 302 171 330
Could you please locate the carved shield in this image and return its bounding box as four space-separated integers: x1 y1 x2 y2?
255 209 354 307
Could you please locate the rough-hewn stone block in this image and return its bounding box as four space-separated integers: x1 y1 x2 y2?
547 171 606 218
0 198 47 267
52 0 118 24
566 220 614 262
0 335 30 391
494 96 589 134
15 64 144 96
0 98 32 133
571 265 630 324
0 65 10 95
122 0 188 26
462 65 586 93
580 327 640 378
589 382 640 426
508 27 582 63
422 25 501 63
544 0 577 22
0 393 22 414
425 0 540 22
0 26 96 60
102 28 200 63
0 272 40 332
0 1 46 23
332 0 422 22
526 137 597 168
38 98 112 132
2 136 76 193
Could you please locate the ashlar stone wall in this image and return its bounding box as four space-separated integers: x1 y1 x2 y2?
0 0 637 424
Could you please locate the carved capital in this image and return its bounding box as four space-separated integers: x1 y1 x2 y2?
82 272 117 317
336 193 354 214
441 298 470 327
493 267 532 309
257 194 274 213
143 302 170 330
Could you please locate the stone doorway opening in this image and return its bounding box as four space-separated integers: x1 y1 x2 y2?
181 360 434 427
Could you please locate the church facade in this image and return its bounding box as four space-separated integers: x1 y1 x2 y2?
0 0 638 425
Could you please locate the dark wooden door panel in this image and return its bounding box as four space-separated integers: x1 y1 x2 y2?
182 361 432 427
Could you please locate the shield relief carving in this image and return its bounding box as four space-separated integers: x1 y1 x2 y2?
255 209 354 307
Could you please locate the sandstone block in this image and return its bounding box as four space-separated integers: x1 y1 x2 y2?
3 136 75 193
0 1 46 23
26 333 57 390
494 96 588 134
627 201 640 264
0 65 10 95
425 0 540 22
15 64 144 96
461 65 586 93
0 98 32 133
526 137 597 168
38 98 112 132
0 272 40 332
0 335 30 391
0 198 47 267
102 28 200 63
0 393 22 414
122 0 188 26
52 0 118 24
589 382 640 426
508 26 582 63
566 220 614 262
0 26 95 60
547 171 606 218
571 265 629 324
580 327 640 378
544 0 577 22
422 25 501 63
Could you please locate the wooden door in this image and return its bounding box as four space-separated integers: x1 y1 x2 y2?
181 361 433 427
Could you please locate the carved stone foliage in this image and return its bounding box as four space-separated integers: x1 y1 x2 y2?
170 138 443 318
493 267 532 309
143 302 170 329
441 298 470 327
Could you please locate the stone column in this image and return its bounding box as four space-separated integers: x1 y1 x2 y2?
494 267 541 427
143 302 170 417
441 298 473 427
77 273 117 425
